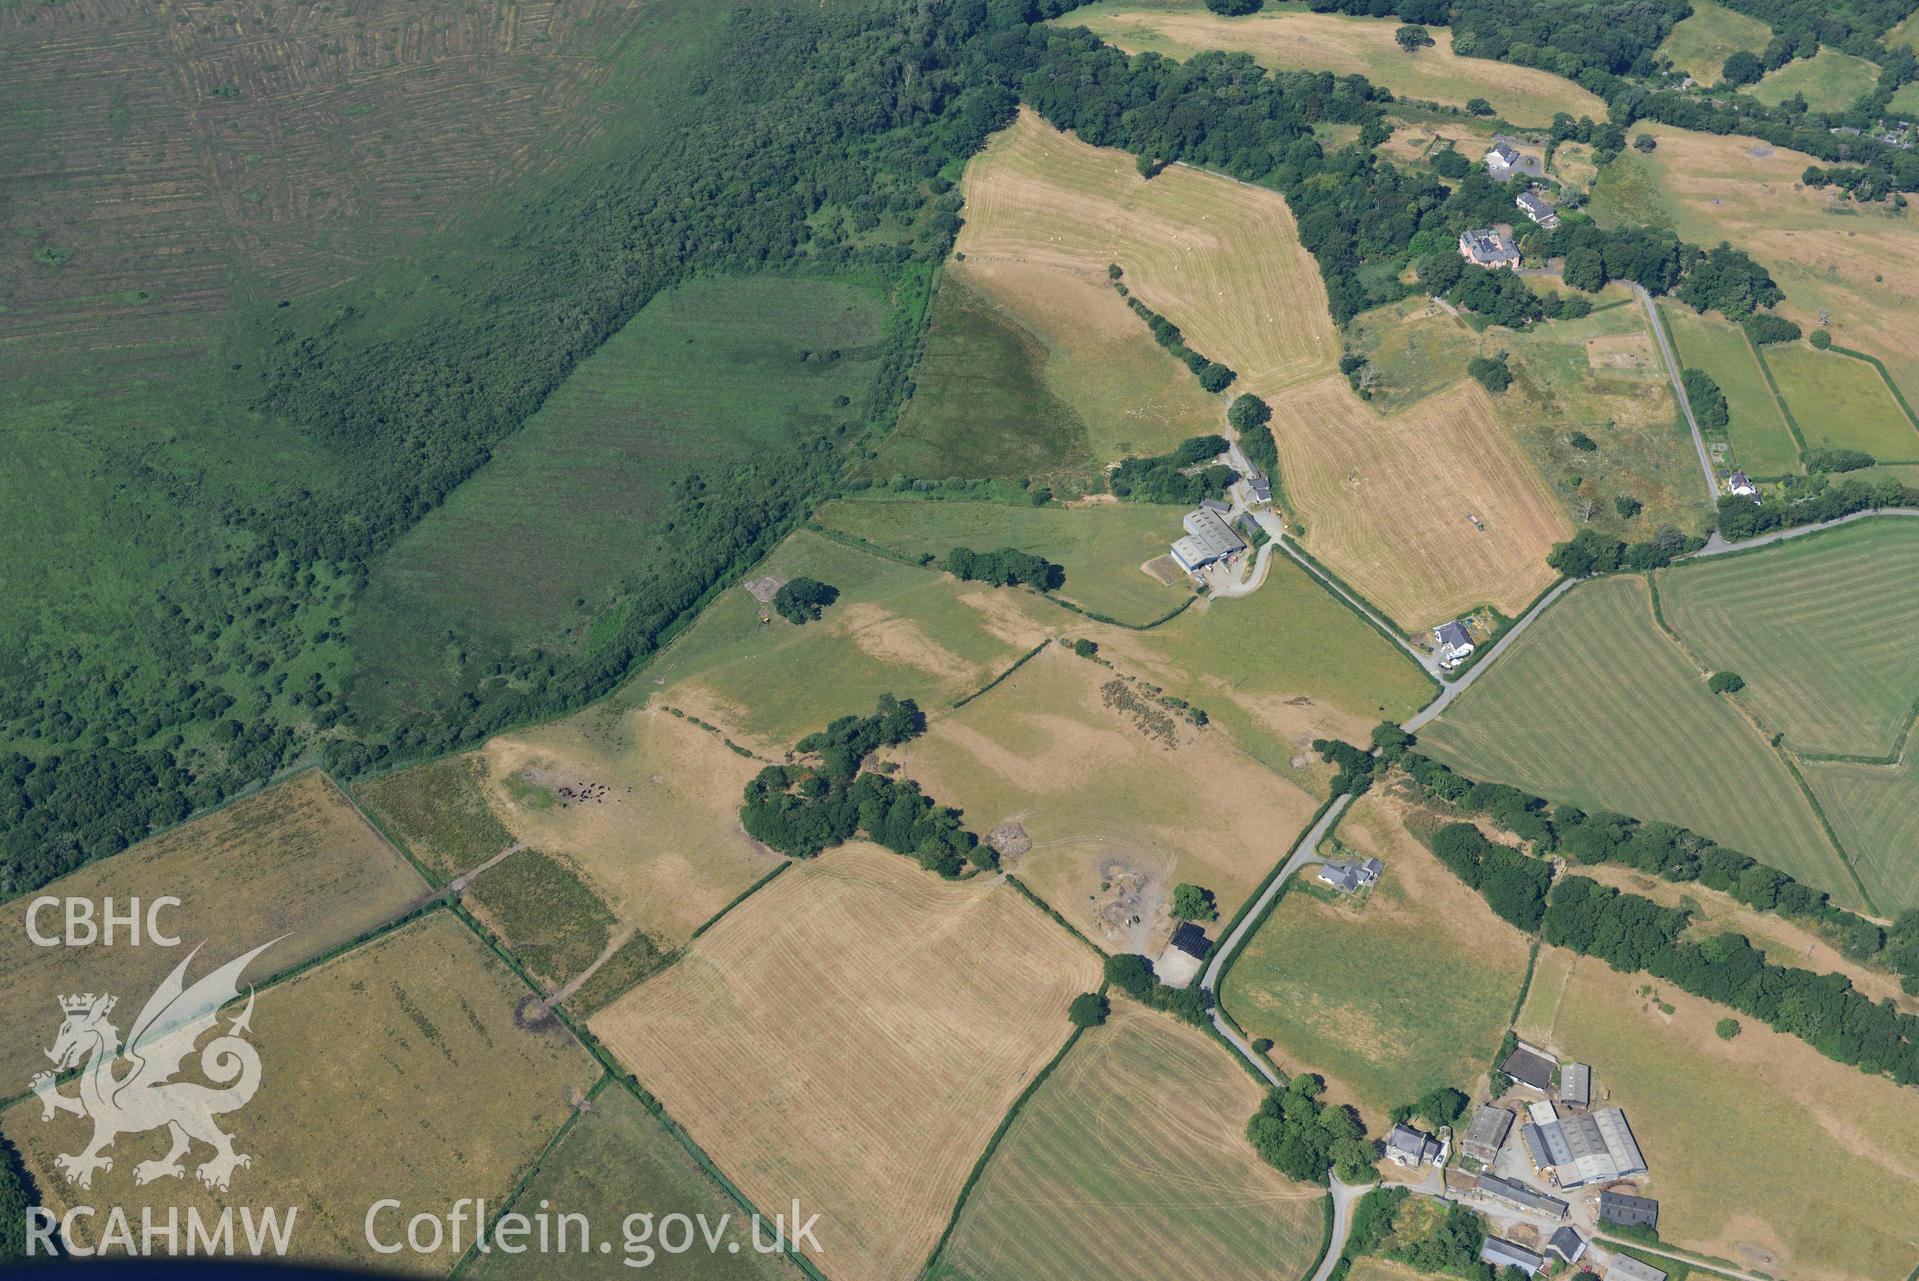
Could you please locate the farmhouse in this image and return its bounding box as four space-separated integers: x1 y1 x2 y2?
1458 228 1520 269
1386 1123 1441 1168
1515 189 1559 229
1480 1237 1545 1277
1547 1227 1588 1265
1524 1107 1649 1187
1606 1256 1668 1281
1726 470 1759 498
1500 1042 1557 1091
1247 473 1274 505
1485 143 1522 179
1560 1061 1592 1108
1598 1191 1659 1230
1154 921 1211 990
1435 620 1477 670
1461 1103 1514 1161
1317 856 1382 895
1171 507 1246 574
1476 1172 1569 1219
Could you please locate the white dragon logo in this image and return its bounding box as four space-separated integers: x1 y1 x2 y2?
30 939 279 1192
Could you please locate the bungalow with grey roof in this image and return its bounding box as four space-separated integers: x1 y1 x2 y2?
1435 620 1476 670
1318 857 1382 895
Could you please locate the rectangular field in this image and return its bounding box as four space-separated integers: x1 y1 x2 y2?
1219 791 1532 1126
357 754 517 882
931 1004 1327 1281
1662 305 1800 476
887 645 1323 955
0 770 423 1086
1063 1 1604 126
590 843 1102 1281
1656 519 1919 758
1762 343 1918 462
644 528 1053 752
1803 754 1919 915
813 497 1190 627
1419 574 1859 907
5 912 598 1274
464 1087 801 1281
1519 949 1919 1281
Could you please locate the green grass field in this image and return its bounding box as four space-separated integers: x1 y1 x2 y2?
870 271 1088 481
814 496 1192 626
356 753 517 881
1220 794 1531 1124
1662 305 1800 476
1657 520 1919 759
465 1086 800 1280
1750 48 1881 113
1804 754 1919 914
348 275 889 720
645 528 1050 750
1419 574 1860 908
932 1005 1327 1281
1657 0 1772 83
1062 0 1604 125
1762 343 1919 462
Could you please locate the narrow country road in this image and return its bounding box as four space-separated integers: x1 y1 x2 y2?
1404 578 1575 731
1634 283 1724 518
1686 506 1919 558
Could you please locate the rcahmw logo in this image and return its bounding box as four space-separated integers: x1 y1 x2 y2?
31 939 281 1192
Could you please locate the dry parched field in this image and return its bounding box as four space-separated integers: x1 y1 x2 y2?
963 110 1568 627
934 1005 1327 1281
6 913 598 1275
1064 1 1604 126
1520 949 1919 1281
0 770 424 1086
591 844 1101 1281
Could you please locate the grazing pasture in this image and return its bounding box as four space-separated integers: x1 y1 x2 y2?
889 645 1322 954
357 753 516 881
1657 0 1772 83
465 1087 801 1281
1220 792 1532 1126
1749 48 1881 114
644 529 1051 751
1657 520 1919 758
349 276 888 720
1419 575 1859 908
0 771 422 1085
932 1005 1327 1281
1519 949 1919 1281
1268 374 1570 627
1803 756 1919 915
1761 344 1918 462
1062 1 1603 125
814 497 1190 627
591 843 1101 1281
479 706 781 950
5 913 597 1274
1661 305 1800 476
1587 127 1919 416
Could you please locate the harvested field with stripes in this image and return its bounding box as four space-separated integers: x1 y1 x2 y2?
1064 1 1603 126
1420 574 1860 907
0 770 423 1085
930 1004 1326 1281
1804 756 1919 915
590 844 1101 1281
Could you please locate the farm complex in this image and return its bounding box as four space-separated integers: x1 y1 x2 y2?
6 0 1919 1277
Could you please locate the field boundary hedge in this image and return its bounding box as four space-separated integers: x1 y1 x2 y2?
689 860 792 942
952 640 1050 709
1005 873 1104 956
1747 336 1813 458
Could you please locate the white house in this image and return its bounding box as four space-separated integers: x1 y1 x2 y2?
1727 470 1758 497
1516 188 1559 228
1435 620 1476 669
1485 142 1522 180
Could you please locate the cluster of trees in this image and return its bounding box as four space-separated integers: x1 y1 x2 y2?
1109 435 1236 504
1804 165 1908 203
1681 368 1730 431
1804 447 1874 474
1116 285 1239 392
1345 1187 1494 1281
1382 730 1919 993
1428 822 1552 930
1392 1086 1468 1130
1714 474 1919 541
1246 1073 1377 1185
1172 882 1219 921
1467 352 1512 393
1313 737 1382 798
1103 952 1209 1026
942 546 1064 591
1229 395 1278 476
1545 877 1919 1085
1743 313 1802 345
1546 524 1708 576
1418 254 1593 328
773 577 839 624
1547 226 1785 322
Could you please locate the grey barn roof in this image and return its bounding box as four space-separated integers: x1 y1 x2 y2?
1606 1256 1668 1281
1481 1238 1544 1276
1477 1172 1568 1219
1599 1191 1660 1228
1462 1103 1514 1157
1560 1061 1591 1106
1547 1226 1587 1263
1501 1044 1557 1090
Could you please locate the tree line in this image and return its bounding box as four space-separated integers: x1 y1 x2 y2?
1109 435 1236 505
1113 273 1239 392
943 546 1065 590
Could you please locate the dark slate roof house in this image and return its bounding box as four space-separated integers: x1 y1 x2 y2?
1546 1227 1587 1264
1599 1191 1660 1229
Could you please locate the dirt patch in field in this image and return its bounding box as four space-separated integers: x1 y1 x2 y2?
950 581 1055 648
1586 331 1655 371
831 600 985 684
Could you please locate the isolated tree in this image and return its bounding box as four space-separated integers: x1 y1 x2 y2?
1633 133 1658 152
1722 51 1764 85
1431 147 1471 179
1708 671 1746 694
1810 329 1833 349
1395 24 1435 51
1416 1086 1469 1127
1466 97 1495 116
1069 992 1109 1027
1614 495 1643 519
1173 883 1219 922
772 577 839 624
1071 638 1099 659
1468 353 1512 393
